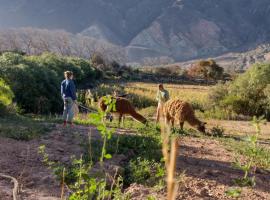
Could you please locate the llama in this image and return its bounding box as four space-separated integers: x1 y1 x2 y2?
163 99 206 133
99 96 147 126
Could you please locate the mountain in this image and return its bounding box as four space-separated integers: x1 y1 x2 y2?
1 0 270 63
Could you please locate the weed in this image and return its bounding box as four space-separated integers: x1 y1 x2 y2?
225 188 242 198
146 195 157 200
125 157 165 187
232 116 267 187
209 125 224 137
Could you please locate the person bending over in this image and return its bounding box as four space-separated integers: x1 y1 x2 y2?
61 71 77 127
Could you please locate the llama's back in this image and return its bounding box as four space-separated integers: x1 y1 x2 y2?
99 96 147 124
115 97 136 114
99 97 134 114
164 99 195 122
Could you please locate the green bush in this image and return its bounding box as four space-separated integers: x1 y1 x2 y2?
0 52 98 114
209 63 270 120
0 78 14 114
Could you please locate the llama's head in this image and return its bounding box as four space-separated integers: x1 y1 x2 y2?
197 122 207 133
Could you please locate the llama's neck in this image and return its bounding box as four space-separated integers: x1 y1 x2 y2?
187 114 201 127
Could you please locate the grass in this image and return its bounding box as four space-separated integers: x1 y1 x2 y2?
125 82 210 106
222 138 270 170
0 114 52 140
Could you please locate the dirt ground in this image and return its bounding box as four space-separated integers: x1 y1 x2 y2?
0 124 99 200
0 123 269 200
207 120 270 140
176 137 270 200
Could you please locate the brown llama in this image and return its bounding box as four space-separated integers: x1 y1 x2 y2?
163 99 206 133
98 96 147 126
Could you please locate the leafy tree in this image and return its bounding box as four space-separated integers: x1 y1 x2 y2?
188 59 224 81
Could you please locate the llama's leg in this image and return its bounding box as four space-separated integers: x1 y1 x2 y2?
118 114 123 128
122 115 125 127
171 119 175 128
180 122 184 130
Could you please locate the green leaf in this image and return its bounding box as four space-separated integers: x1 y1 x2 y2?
225 188 241 198
104 154 112 159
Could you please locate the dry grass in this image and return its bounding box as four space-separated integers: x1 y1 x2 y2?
125 82 210 105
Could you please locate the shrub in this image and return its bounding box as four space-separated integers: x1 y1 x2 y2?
209 63 270 120
0 52 98 114
0 78 14 114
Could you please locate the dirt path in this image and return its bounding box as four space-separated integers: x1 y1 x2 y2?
0 124 269 200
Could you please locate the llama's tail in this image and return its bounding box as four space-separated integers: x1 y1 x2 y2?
130 110 147 124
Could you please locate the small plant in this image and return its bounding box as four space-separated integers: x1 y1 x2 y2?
146 195 157 200
232 116 265 187
225 188 242 198
125 157 165 187
209 125 224 137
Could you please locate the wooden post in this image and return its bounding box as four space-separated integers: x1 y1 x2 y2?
167 138 179 200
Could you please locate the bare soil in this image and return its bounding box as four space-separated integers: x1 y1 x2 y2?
207 120 270 140
0 124 99 200
0 123 269 200
176 137 270 200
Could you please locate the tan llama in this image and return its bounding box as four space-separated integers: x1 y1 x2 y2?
163 99 206 133
99 96 147 126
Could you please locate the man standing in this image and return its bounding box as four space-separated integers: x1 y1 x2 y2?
61 71 77 127
156 84 169 123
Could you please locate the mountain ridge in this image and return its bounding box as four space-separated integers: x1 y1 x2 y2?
1 0 270 63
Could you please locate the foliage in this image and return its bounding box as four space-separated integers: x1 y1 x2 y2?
125 157 165 187
225 188 242 198
0 52 98 114
89 95 116 162
0 78 14 114
208 63 270 120
187 59 224 81
232 116 267 187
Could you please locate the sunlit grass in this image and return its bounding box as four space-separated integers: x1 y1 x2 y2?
125 82 210 106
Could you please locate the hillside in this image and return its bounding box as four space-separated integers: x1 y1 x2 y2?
171 44 270 71
1 0 270 63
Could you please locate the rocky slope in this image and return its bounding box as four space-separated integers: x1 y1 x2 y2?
172 44 270 71
1 0 270 63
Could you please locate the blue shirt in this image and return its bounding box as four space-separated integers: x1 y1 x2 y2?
61 79 77 100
